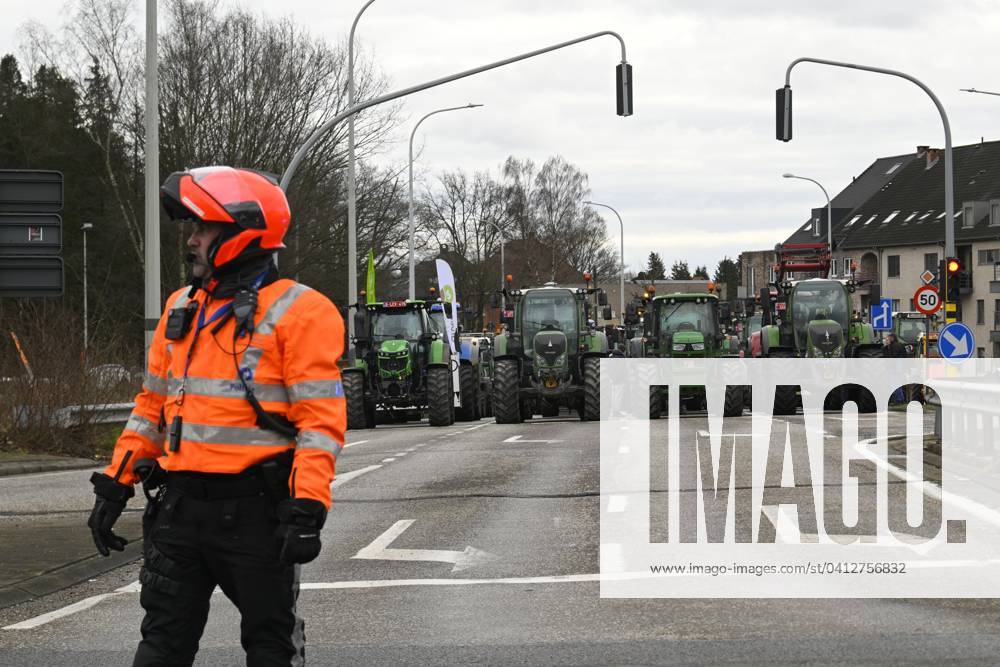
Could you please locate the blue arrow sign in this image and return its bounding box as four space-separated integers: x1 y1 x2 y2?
938 322 975 361
870 298 893 331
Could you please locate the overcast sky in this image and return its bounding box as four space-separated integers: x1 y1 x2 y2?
2 0 999 275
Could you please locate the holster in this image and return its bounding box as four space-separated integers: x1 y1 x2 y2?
258 450 293 503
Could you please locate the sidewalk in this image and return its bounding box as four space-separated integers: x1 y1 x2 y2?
0 452 100 477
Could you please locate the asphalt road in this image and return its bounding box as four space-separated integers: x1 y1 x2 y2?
5 408 1000 665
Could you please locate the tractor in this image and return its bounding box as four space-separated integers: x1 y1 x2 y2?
342 299 454 429
630 288 746 418
892 311 934 358
428 301 493 420
757 243 883 414
491 281 612 422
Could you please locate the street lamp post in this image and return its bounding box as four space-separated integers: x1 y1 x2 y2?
960 87 1000 97
484 219 506 308
782 173 832 271
408 103 484 300
582 201 625 321
777 57 955 258
82 223 93 352
346 0 377 358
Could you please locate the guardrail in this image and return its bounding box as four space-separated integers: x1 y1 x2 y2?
14 402 135 429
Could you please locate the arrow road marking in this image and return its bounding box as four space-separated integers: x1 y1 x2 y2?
502 435 564 444
942 329 969 356
352 520 498 573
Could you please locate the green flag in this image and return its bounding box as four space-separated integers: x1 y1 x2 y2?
366 250 377 304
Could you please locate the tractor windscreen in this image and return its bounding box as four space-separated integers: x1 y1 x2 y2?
521 290 578 349
747 314 763 336
372 310 423 341
657 300 717 338
428 311 446 334
897 318 928 344
791 281 848 348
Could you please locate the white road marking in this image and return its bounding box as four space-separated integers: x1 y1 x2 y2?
381 458 396 463
608 495 627 513
352 519 497 573
343 439 369 448
332 464 382 489
3 581 137 630
502 435 564 444
464 422 492 432
395 452 408 457
761 504 936 553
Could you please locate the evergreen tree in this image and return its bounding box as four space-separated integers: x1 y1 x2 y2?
693 265 709 279
645 252 666 280
670 260 691 280
714 257 741 302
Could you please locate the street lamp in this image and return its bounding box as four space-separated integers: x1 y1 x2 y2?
782 173 832 269
346 0 377 357
960 87 1000 97
81 223 94 352
281 28 635 292
582 201 625 321
777 57 955 259
407 103 484 300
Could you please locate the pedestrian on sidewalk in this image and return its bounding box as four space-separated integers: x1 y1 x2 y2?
86 166 346 666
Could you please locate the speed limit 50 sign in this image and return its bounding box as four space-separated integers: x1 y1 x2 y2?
913 284 941 315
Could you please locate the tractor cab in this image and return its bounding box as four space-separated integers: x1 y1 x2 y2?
647 293 721 357
893 311 933 357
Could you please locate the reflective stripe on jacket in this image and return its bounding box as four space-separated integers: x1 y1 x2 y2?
103 279 346 508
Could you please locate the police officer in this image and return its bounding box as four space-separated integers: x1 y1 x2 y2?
86 166 345 665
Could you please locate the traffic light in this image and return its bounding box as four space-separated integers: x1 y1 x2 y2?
945 257 962 302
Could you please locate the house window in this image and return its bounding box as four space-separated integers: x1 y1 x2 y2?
924 252 938 271
749 267 756 289
888 255 900 278
882 211 900 224
768 265 776 282
978 248 1000 266
991 201 1000 227
964 204 975 228
843 257 854 276
891 299 901 313
978 300 986 325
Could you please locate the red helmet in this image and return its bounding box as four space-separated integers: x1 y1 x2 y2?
160 166 290 271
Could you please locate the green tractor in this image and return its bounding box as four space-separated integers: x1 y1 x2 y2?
631 290 746 418
892 311 934 358
343 299 455 429
758 243 882 414
491 282 612 422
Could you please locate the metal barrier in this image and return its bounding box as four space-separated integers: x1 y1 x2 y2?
22 402 136 429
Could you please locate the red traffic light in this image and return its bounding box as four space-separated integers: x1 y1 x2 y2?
946 258 962 274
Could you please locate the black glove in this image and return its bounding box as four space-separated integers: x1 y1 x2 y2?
275 498 327 565
88 472 135 557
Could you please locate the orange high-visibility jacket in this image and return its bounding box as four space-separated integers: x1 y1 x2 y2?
103 279 345 508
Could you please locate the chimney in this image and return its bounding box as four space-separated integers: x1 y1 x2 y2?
925 147 941 170
916 145 929 155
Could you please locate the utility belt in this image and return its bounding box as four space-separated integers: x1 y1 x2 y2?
134 450 292 505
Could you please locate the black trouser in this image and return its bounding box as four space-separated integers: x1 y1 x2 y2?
133 479 303 666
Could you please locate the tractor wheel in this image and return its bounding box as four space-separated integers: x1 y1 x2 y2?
723 385 744 418
492 359 522 424
743 387 752 411
426 366 453 427
344 371 373 430
772 385 798 416
541 400 560 418
456 364 478 422
583 356 601 421
852 347 882 413
649 387 662 420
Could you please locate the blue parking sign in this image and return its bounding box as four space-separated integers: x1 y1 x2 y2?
870 298 893 331
939 322 975 361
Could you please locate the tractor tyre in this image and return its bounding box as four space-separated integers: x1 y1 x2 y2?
344 371 373 430
456 364 478 422
772 385 799 416
583 356 601 421
852 347 882 413
723 385 744 418
492 359 523 424
427 366 453 427
649 387 662 420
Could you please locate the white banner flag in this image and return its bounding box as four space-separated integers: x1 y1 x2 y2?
435 259 459 355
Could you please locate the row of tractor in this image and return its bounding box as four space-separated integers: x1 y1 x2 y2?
342 242 933 429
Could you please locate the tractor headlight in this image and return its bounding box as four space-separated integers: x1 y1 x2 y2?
691 343 705 351
672 343 686 352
